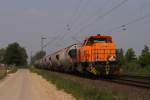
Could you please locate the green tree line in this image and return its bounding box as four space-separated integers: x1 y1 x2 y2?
30 51 46 65
117 45 150 76
0 42 28 67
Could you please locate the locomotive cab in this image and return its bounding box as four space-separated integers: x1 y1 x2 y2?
83 35 112 46
78 34 120 76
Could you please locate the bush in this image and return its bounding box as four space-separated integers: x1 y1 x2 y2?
0 67 7 79
8 66 18 74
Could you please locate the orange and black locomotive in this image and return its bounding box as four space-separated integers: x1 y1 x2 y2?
34 34 121 77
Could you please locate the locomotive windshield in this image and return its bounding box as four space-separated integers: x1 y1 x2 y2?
93 38 112 43
86 37 112 45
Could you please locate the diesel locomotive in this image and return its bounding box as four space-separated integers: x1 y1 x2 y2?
34 34 121 77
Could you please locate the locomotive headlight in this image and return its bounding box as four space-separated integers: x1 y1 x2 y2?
108 56 116 61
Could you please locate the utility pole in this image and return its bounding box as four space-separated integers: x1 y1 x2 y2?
41 36 47 52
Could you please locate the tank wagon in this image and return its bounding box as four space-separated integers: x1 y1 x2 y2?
35 34 121 77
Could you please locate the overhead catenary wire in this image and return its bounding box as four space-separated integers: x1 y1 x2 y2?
71 0 110 32
66 0 84 30
48 0 129 48
68 0 90 29
49 1 88 47
74 0 129 36
44 0 129 51
105 13 150 33
43 28 71 51
43 0 84 49
43 33 59 48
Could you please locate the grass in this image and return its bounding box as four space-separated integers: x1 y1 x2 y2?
122 62 150 77
30 67 115 100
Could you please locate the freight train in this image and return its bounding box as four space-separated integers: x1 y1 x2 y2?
34 34 121 77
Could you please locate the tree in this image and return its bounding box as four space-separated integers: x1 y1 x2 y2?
30 51 46 64
125 48 137 62
139 45 150 66
0 48 5 63
20 47 28 65
116 48 125 65
4 42 28 66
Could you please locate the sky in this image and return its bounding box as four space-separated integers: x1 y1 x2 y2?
0 0 150 58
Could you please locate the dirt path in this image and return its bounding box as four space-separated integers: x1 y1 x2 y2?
0 69 75 100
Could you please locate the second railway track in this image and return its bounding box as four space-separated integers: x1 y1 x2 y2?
108 75 150 89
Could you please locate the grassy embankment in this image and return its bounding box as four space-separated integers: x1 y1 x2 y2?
122 62 150 76
30 67 115 100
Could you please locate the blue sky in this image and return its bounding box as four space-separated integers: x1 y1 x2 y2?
0 0 150 57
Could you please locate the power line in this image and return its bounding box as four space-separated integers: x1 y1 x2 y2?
74 0 128 35
61 0 88 44
43 32 62 48
50 0 88 47
71 36 82 43
43 0 84 49
44 0 128 50
105 13 150 33
69 0 83 24
43 29 69 50
72 0 110 32
69 0 90 28
50 0 128 47
66 0 84 30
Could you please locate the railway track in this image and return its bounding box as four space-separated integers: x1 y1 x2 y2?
74 72 150 89
46 71 150 100
108 75 150 89
39 69 150 89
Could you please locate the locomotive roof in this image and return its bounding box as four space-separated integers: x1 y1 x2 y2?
89 35 112 40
